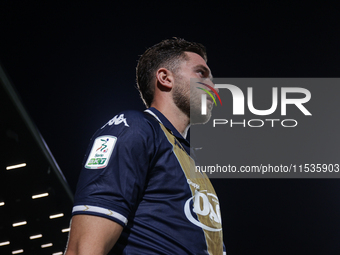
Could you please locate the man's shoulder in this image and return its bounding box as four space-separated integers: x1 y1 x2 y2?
98 109 160 136
101 110 142 128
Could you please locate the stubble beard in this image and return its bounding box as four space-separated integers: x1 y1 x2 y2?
172 77 190 119
172 75 212 125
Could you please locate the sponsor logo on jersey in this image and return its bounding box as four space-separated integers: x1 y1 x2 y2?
85 135 117 169
158 122 223 253
184 190 222 232
187 179 200 190
101 114 129 129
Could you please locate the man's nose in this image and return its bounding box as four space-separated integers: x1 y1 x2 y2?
207 80 218 93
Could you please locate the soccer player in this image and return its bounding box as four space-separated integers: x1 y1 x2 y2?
65 38 225 254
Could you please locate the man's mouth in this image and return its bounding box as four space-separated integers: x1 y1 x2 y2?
206 94 215 104
206 96 215 109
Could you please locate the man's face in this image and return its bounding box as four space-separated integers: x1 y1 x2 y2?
172 52 214 124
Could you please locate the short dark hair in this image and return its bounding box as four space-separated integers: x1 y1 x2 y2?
136 38 207 108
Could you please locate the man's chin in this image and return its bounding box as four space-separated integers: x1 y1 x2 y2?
190 112 212 125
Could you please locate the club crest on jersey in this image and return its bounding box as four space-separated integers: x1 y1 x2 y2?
85 135 117 169
101 114 129 129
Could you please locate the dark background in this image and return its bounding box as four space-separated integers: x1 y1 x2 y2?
1 2 340 254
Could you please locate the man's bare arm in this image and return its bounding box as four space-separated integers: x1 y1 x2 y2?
65 214 123 255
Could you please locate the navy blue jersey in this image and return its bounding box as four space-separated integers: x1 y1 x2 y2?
73 107 224 254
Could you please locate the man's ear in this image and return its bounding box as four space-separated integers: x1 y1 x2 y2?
155 68 174 90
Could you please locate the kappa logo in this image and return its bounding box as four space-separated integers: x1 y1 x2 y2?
101 114 129 129
184 190 222 232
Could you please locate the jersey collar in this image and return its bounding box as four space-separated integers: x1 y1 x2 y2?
145 107 190 145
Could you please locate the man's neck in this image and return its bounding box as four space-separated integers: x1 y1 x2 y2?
150 103 190 139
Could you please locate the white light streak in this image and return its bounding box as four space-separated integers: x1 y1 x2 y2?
0 202 4 206
41 243 53 248
6 163 26 170
12 221 27 227
0 241 10 246
61 228 70 233
29 234 42 239
52 252 63 255
32 193 49 199
49 213 64 219
12 249 24 254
